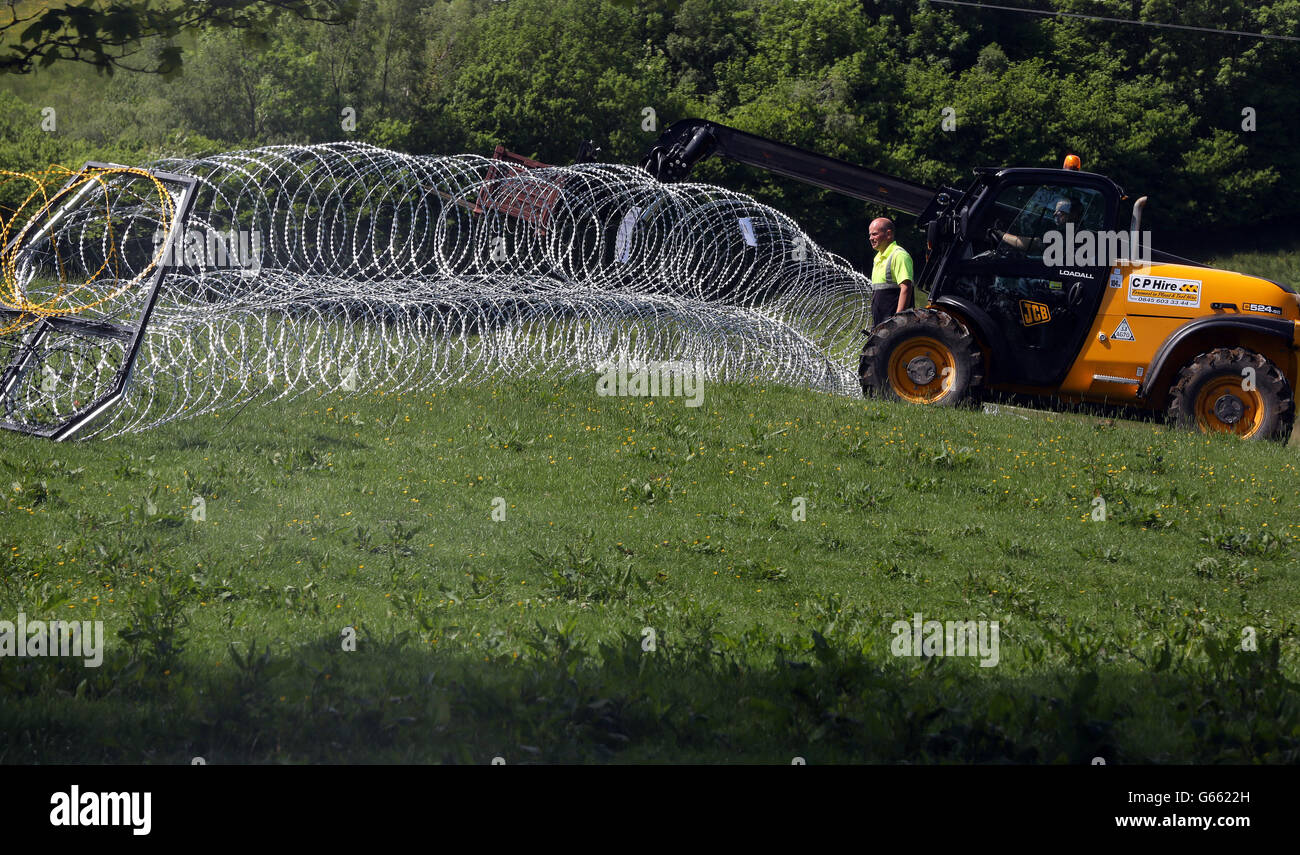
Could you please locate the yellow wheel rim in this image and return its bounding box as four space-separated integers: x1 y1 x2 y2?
1194 376 1264 437
887 336 956 403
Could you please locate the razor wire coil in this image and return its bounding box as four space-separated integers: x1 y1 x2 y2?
0 142 877 438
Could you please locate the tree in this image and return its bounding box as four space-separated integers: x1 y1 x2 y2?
1 0 358 75
420 0 685 163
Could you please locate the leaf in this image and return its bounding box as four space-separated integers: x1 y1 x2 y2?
1153 644 1171 672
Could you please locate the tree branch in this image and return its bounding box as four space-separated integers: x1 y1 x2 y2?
1 0 360 74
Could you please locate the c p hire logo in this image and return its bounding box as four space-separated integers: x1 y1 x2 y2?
1128 274 1202 308
50 786 151 835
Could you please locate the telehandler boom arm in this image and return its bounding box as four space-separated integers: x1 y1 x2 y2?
639 119 937 216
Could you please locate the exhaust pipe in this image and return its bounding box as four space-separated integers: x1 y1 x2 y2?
1130 196 1147 233
1129 196 1148 264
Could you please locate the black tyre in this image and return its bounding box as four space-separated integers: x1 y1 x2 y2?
859 308 983 406
1165 347 1294 441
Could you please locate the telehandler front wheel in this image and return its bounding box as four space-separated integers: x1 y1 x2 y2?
1165 348 1294 441
859 309 983 406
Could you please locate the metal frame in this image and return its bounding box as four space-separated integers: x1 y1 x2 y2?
0 162 198 440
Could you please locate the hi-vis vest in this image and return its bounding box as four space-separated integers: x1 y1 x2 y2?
873 243 903 290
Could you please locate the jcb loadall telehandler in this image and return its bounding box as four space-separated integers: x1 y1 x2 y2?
637 119 1299 441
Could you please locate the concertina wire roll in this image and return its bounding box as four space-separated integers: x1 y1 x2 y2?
0 142 877 438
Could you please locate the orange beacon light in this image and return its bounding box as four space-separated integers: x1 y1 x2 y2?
1063 154 1082 170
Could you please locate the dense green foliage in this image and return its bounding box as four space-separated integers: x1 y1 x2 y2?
3 0 1297 268
2 379 1298 762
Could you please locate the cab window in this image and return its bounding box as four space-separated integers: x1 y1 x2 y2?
973 183 1108 260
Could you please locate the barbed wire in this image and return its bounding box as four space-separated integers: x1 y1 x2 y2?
1 142 875 438
1 165 176 334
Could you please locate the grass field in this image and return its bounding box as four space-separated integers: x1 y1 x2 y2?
1208 244 1300 291
1 376 1298 763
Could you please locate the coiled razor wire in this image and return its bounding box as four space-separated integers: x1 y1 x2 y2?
0 142 876 439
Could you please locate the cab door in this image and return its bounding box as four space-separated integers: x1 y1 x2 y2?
942 176 1119 388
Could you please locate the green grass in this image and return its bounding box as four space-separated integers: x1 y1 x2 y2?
1 377 1299 763
1204 234 1300 288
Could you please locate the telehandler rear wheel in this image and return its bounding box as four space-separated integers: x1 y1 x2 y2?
1166 348 1294 441
859 309 983 406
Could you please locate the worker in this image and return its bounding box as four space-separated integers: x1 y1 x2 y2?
996 198 1078 254
868 217 914 325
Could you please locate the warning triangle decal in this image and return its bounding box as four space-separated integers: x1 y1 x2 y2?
1112 318 1135 342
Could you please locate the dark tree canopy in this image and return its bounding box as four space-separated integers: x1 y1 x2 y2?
1 0 358 74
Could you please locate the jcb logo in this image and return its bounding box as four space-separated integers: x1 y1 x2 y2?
1019 300 1051 326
